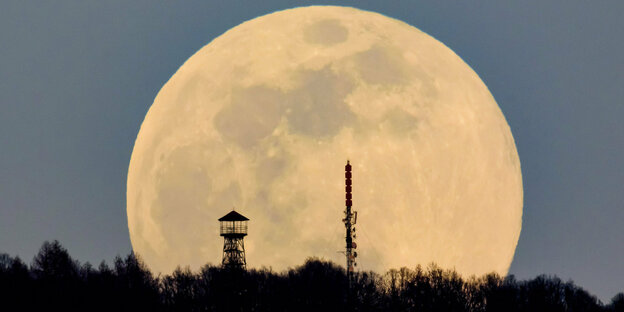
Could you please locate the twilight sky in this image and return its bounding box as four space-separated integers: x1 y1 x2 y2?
1 0 622 302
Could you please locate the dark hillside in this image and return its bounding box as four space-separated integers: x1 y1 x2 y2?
1 241 622 311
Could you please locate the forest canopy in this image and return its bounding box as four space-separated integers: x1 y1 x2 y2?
1 240 622 312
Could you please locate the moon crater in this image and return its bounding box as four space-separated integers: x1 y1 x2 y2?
304 19 349 45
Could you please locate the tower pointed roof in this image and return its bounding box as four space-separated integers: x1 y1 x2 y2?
218 210 249 221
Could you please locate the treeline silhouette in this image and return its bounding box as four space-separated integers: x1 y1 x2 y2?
1 240 623 311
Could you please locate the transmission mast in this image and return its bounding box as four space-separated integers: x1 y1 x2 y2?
343 160 358 290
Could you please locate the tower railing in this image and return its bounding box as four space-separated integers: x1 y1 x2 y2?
220 221 248 236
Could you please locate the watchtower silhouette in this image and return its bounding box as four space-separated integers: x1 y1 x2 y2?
218 210 249 269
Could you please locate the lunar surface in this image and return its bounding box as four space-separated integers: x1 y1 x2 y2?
127 6 523 276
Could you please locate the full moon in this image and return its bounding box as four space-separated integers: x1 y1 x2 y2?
127 6 522 276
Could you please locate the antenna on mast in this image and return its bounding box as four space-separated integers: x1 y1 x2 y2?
343 160 357 298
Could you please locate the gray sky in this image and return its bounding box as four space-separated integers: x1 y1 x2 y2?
1 0 622 302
